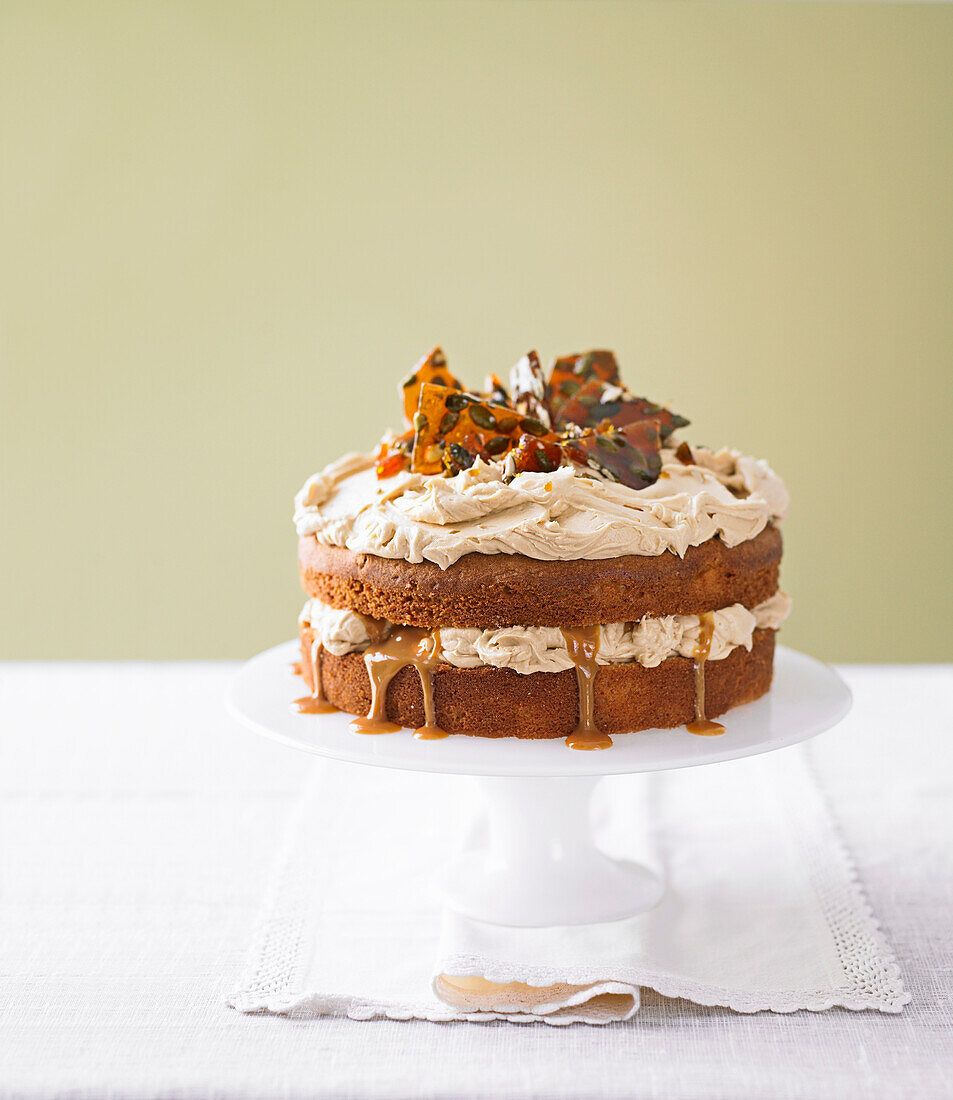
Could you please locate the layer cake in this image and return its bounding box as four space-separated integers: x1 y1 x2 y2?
292 348 790 748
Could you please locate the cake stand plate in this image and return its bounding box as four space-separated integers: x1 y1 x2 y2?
227 643 851 926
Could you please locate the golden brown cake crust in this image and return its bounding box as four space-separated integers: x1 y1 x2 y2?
298 526 782 628
298 624 775 737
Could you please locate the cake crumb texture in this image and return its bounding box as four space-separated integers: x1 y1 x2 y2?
299 526 782 629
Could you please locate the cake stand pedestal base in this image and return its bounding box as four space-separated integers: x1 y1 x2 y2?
435 775 663 927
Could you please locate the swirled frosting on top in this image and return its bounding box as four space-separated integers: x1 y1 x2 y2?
294 444 789 569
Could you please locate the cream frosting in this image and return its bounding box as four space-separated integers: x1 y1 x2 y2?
293 444 789 569
299 592 791 676
296 600 377 656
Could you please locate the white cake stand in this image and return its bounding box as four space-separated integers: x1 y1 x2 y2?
227 642 851 927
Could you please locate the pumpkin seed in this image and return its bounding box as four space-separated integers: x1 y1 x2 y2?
447 442 474 471
520 416 547 437
496 415 519 435
438 410 459 434
485 434 510 455
469 405 496 430
413 412 428 432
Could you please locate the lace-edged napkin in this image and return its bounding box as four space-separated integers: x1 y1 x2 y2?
229 747 909 1024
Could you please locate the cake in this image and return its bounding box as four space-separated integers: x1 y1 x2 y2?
293 348 790 749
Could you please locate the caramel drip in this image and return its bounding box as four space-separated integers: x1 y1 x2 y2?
686 718 726 736
692 611 714 718
350 626 446 737
412 630 448 738
290 660 303 676
295 696 333 715
413 726 449 740
561 626 613 751
294 638 338 715
686 612 725 736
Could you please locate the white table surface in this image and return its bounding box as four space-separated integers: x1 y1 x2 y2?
1 661 951 1100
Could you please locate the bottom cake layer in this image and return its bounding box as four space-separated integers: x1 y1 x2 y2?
297 623 775 738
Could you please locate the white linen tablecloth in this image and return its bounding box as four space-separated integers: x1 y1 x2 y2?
1 661 951 1099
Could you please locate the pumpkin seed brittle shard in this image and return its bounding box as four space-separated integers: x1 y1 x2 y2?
552 377 688 440
401 347 463 425
374 428 414 479
509 433 566 477
561 419 663 490
411 383 534 475
509 350 552 429
546 350 621 419
545 349 687 440
482 372 511 406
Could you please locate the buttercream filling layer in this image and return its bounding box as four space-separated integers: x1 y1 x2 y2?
299 592 791 676
293 444 789 569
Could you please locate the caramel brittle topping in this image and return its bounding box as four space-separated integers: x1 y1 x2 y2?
546 350 621 418
482 372 511 406
509 433 565 476
509 350 552 428
561 419 662 490
550 376 687 440
674 441 694 465
401 347 462 425
411 384 533 475
394 346 681 489
375 428 414 479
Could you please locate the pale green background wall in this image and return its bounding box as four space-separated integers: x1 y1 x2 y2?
2 1 951 661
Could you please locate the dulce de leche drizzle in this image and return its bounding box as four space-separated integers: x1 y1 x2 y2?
685 611 725 736
560 626 613 751
294 638 338 715
350 626 447 738
412 628 448 739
